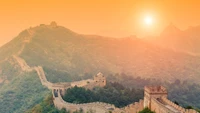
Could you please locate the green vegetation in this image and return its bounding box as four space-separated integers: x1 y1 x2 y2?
196 109 200 113
0 30 26 60
0 69 49 113
166 80 200 108
1 24 200 112
184 106 200 113
63 86 94 104
139 108 155 113
26 94 95 113
43 67 93 83
26 94 69 113
108 73 200 108
0 58 21 81
63 82 143 108
17 24 200 85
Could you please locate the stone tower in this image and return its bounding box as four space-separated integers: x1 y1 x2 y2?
144 86 167 109
93 72 106 87
50 21 58 28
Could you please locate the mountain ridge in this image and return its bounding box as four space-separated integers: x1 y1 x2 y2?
0 22 200 112
1 22 199 83
146 23 200 56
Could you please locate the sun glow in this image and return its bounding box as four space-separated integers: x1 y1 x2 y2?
144 16 153 26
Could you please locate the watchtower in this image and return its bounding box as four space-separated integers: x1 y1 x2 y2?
50 21 58 28
144 86 168 109
93 72 106 87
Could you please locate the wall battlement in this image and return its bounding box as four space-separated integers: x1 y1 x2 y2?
144 86 198 113
161 97 198 113
145 86 167 94
53 89 115 113
115 99 144 113
70 72 106 90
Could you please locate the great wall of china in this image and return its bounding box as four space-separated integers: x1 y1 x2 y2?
11 25 198 113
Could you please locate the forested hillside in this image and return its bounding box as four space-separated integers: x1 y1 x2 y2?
0 23 200 112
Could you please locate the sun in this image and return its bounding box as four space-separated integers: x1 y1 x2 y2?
144 16 153 26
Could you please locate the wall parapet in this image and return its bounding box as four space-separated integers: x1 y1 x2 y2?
116 99 144 113
151 98 179 113
53 90 116 113
145 86 167 94
144 85 198 113
161 97 198 113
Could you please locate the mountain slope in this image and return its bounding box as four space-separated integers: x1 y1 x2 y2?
0 57 49 113
0 22 200 112
13 22 200 83
151 24 200 55
0 27 50 113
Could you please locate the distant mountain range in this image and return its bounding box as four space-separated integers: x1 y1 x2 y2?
0 22 200 112
147 23 200 56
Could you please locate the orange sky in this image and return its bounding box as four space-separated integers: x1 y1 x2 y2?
1 0 200 46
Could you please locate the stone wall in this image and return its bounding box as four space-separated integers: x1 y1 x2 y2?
53 88 144 113
113 99 144 113
70 72 106 90
145 86 198 113
161 97 198 113
151 98 178 113
70 79 93 87
53 90 115 113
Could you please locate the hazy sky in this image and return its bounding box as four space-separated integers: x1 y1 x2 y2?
1 0 200 46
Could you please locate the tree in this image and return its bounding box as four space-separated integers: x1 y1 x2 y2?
63 82 143 108
174 101 179 105
139 108 155 113
185 106 193 109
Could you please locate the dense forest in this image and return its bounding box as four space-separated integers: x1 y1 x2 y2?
0 70 50 113
63 82 143 108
